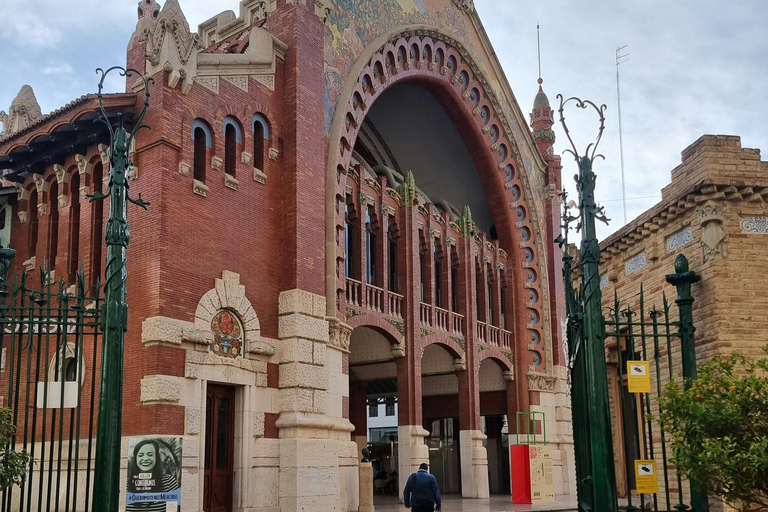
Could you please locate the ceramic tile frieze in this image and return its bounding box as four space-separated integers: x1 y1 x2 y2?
666 226 693 252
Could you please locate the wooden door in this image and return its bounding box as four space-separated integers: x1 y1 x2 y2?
204 384 236 512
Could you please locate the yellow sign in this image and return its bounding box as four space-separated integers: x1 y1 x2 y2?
634 459 658 494
529 445 555 503
627 361 651 393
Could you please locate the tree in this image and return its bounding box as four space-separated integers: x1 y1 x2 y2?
657 347 768 511
0 407 29 492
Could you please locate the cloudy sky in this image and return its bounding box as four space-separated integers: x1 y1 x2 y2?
1 0 765 240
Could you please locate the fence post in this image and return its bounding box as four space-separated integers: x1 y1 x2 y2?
556 94 618 512
665 254 709 512
91 67 152 512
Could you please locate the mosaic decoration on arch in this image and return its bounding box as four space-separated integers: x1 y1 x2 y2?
210 309 243 358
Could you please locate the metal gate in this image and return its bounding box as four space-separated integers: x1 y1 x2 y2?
602 259 704 512
556 94 709 512
0 258 102 512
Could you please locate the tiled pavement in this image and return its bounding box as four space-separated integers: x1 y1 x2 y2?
373 494 578 511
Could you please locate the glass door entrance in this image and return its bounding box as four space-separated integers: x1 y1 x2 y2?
427 418 461 494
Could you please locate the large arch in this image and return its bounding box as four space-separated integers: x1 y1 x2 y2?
325 28 550 379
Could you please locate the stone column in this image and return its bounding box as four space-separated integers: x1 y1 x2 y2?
277 290 355 511
358 462 374 512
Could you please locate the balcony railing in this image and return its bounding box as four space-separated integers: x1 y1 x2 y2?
420 302 432 326
366 284 384 313
346 278 361 307
477 321 487 344
388 292 403 318
452 313 464 336
488 324 500 346
434 306 449 331
476 321 511 349
501 329 511 350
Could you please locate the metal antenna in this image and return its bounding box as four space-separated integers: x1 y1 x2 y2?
616 45 629 224
537 23 542 80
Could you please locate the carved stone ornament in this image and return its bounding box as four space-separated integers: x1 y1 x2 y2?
254 168 267 185
178 161 191 176
503 370 514 382
0 85 42 137
17 211 27 224
328 317 352 351
193 179 209 197
392 343 406 359
53 164 69 184
57 194 67 209
241 151 253 165
138 0 204 95
75 154 92 175
224 173 239 191
36 203 47 217
698 202 728 262
452 0 475 14
97 144 110 165
32 174 48 193
453 358 467 372
13 183 29 202
268 147 279 161
527 372 557 392
211 156 223 171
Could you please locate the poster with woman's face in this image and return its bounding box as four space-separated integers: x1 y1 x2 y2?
125 437 182 512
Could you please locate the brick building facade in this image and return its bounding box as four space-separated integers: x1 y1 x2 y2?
0 0 575 510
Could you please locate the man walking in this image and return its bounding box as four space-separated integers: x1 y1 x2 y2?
403 463 441 512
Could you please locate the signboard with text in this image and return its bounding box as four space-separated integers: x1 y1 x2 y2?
627 361 651 393
635 459 659 494
125 437 183 512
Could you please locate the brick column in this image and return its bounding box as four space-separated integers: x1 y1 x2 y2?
395 205 427 500
455 235 489 497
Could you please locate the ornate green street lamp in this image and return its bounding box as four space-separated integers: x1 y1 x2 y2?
556 94 618 512
91 67 151 511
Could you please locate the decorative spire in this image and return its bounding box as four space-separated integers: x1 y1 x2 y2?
458 205 475 237
530 24 555 156
398 170 418 206
0 85 42 138
137 0 160 20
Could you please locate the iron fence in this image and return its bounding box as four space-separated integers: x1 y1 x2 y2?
605 286 684 511
0 263 102 512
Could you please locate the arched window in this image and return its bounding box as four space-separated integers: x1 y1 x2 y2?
28 189 38 259
500 278 507 331
365 206 376 286
450 247 458 313
191 119 213 183
222 116 242 178
344 196 357 279
387 215 397 293
252 113 270 171
487 264 494 326
434 238 442 308
90 163 104 286
68 171 80 282
47 180 59 271
419 230 426 302
210 309 243 359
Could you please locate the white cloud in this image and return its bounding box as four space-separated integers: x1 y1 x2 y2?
41 63 74 75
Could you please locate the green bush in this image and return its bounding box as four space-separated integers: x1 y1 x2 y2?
0 408 29 492
657 347 768 511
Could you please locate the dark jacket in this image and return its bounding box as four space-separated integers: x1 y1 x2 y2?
403 469 441 509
